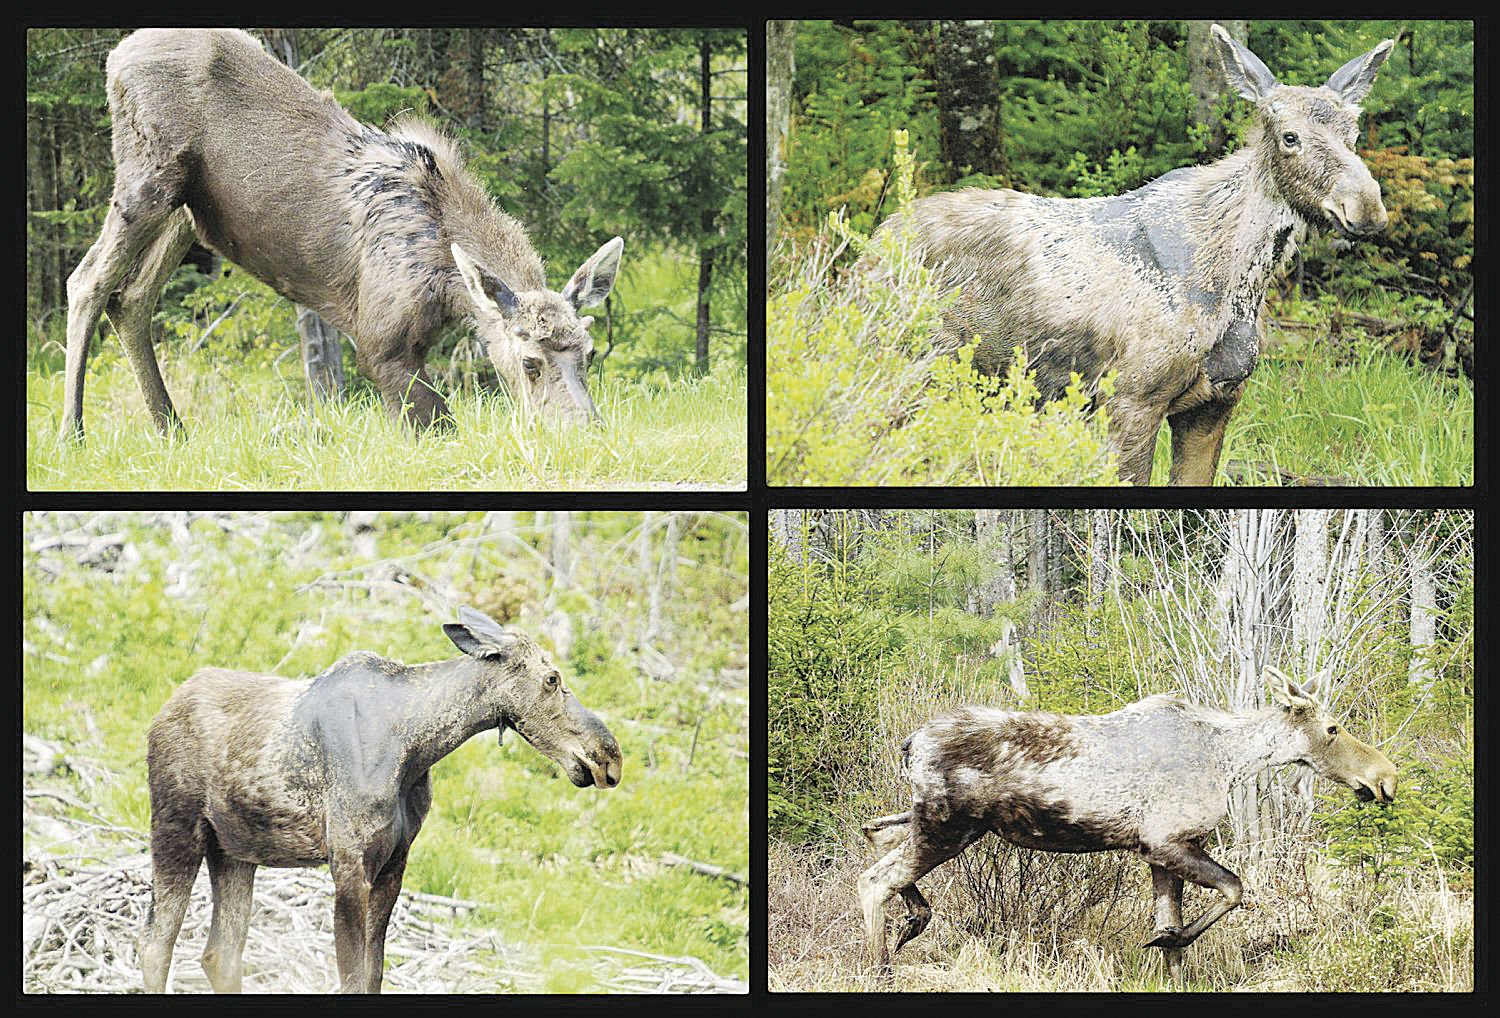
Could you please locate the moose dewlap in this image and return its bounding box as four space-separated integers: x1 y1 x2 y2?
882 25 1395 485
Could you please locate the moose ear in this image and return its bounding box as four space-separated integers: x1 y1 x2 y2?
1264 665 1299 708
561 236 624 309
1212 24 1280 101
1300 669 1326 698
1325 38 1395 105
444 607 519 658
452 243 520 316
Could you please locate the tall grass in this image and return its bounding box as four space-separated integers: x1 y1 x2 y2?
26 356 745 490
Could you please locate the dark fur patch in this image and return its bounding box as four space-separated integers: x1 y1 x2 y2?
989 793 1134 853
936 710 1077 775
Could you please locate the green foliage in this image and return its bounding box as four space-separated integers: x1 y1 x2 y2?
767 543 898 843
768 133 1119 486
334 82 430 125
1317 756 1472 887
25 343 746 490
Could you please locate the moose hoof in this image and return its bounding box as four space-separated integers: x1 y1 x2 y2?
893 913 931 953
1143 927 1189 950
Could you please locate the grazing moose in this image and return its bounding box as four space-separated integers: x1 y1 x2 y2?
883 26 1395 484
858 667 1396 986
142 607 622 994
62 28 623 441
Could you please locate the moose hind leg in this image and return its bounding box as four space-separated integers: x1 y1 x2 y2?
1143 840 1243 950
201 848 257 993
141 840 204 992
110 208 197 438
857 810 983 970
893 884 933 953
61 154 189 441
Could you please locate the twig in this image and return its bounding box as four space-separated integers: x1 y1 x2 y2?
660 852 747 887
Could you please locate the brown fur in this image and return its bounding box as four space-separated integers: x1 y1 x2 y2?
878 27 1394 484
858 670 1398 983
61 28 624 441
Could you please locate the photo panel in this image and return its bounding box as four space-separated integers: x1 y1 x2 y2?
25 26 749 492
766 508 1473 992
765 20 1473 487
23 510 749 994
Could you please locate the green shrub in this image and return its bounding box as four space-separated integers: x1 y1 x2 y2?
767 543 899 842
1318 755 1473 886
767 131 1119 486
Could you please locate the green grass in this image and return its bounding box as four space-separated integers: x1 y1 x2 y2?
23 512 749 987
26 355 745 490
1147 326 1473 486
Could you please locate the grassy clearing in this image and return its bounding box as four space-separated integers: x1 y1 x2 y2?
26 356 745 490
23 512 749 988
769 836 1473 993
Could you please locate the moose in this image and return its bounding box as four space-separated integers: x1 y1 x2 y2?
882 27 1395 484
62 28 623 441
141 607 622 994
858 667 1397 986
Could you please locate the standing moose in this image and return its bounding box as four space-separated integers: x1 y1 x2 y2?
142 608 622 993
858 668 1397 986
883 26 1395 484
62 28 623 440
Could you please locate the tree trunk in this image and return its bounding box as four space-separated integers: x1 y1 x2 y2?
933 20 1008 181
264 29 347 406
695 33 716 375
1088 510 1111 608
1407 525 1437 687
1187 20 1247 157
296 307 346 405
766 20 797 261
771 510 806 566
974 509 1016 614
1292 509 1330 675
467 29 487 131
552 512 573 593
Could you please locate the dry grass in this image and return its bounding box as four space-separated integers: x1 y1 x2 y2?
768 833 1472 993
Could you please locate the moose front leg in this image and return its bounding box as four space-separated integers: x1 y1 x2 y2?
1167 386 1244 486
1142 840 1243 952
329 851 373 993
1147 863 1185 987
361 850 410 993
1106 396 1169 485
362 350 452 432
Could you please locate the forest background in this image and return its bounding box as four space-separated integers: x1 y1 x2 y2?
765 21 1473 485
26 28 747 489
767 508 1472 991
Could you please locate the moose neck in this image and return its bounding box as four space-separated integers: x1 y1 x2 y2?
393 657 506 782
1216 705 1306 786
1185 140 1305 319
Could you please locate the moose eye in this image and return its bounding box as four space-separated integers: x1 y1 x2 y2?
1327 725 1338 736
1282 131 1299 147
522 357 543 379
545 672 560 689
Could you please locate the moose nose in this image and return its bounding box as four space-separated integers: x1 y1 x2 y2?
1323 191 1388 237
